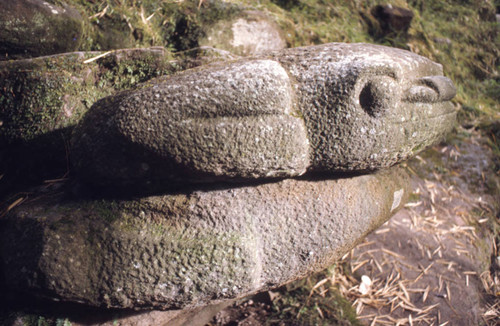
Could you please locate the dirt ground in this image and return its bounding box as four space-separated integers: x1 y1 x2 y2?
210 126 500 326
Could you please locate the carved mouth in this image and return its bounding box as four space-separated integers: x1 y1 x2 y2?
392 107 458 125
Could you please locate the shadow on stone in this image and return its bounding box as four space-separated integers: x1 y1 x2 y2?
0 290 231 326
0 127 72 198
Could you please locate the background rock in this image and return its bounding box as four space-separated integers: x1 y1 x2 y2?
1 168 409 310
0 47 193 197
200 10 286 56
0 0 84 60
371 5 414 35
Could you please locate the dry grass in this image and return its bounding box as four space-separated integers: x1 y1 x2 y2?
301 131 499 325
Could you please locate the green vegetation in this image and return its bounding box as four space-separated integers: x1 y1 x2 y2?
0 313 72 326
21 316 71 326
270 264 361 325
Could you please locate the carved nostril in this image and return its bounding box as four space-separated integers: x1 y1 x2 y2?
404 76 456 103
419 76 456 101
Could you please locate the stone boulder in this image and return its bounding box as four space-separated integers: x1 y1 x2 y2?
200 10 287 56
0 168 409 310
0 48 176 147
72 43 456 193
371 5 414 35
0 46 234 197
0 48 173 196
0 0 84 60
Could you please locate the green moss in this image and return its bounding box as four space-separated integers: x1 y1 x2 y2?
408 192 421 202
0 54 102 144
0 46 182 146
19 315 71 326
53 0 241 52
96 52 177 90
270 264 361 325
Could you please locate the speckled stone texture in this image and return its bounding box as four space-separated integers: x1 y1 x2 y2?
72 43 456 192
268 43 456 171
1 168 409 310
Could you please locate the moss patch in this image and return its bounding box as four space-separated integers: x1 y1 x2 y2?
270 264 361 325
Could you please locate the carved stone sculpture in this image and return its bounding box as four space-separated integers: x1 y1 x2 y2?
72 43 456 192
1 43 456 321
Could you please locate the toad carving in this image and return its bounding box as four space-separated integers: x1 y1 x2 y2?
72 43 456 190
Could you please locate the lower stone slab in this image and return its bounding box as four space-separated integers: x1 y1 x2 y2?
0 292 232 326
0 168 408 310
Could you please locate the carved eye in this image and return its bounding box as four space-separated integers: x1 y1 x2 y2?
359 76 397 117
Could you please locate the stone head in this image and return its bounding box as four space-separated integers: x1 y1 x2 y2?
274 43 457 172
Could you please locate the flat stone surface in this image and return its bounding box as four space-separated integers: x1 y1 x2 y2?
1 168 409 310
72 43 456 192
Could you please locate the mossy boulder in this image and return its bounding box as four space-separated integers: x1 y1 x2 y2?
0 0 84 60
1 168 409 310
0 47 181 196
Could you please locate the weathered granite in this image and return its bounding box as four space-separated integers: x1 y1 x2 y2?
0 0 84 60
72 43 456 192
1 168 409 310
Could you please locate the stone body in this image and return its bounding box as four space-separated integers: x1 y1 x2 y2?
0 0 84 60
0 168 409 310
72 43 456 191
